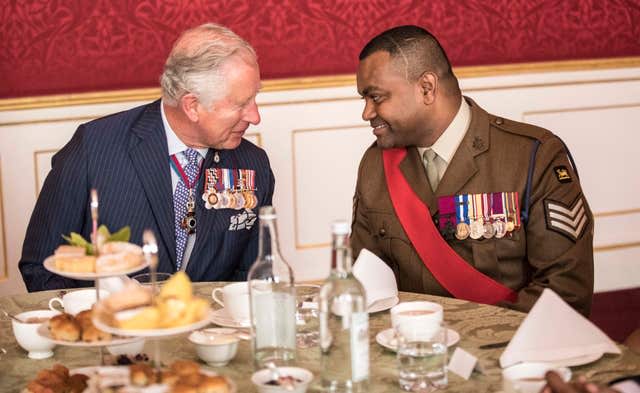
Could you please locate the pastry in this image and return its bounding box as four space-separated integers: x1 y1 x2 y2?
159 370 180 386
81 323 112 342
117 306 160 330
103 282 151 312
96 241 143 273
170 360 201 376
171 385 198 393
197 375 230 393
49 314 81 342
25 365 87 393
54 255 96 273
129 364 154 387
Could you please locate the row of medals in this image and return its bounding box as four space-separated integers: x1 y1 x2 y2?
454 216 516 240
202 188 257 210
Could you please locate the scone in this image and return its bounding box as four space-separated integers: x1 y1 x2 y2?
129 364 154 387
170 360 200 376
81 324 112 342
49 314 81 342
197 375 230 393
160 370 180 386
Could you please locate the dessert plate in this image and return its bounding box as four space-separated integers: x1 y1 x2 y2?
44 255 148 280
92 309 213 338
37 322 143 347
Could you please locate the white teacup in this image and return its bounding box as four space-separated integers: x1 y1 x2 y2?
391 301 443 341
11 309 59 359
212 282 250 322
502 362 571 393
48 289 109 316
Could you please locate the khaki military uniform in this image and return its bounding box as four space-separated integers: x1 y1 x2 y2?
351 98 594 316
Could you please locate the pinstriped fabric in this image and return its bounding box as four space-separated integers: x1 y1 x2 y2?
19 100 275 292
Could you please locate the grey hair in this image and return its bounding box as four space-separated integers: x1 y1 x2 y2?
160 23 256 107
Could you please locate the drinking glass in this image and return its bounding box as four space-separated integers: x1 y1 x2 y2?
396 320 448 392
294 284 320 348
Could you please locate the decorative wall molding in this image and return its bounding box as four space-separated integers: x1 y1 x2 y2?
2 57 640 111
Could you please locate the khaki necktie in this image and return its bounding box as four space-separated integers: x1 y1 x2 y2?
423 148 440 192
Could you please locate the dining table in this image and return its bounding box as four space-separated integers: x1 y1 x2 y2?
1 282 638 392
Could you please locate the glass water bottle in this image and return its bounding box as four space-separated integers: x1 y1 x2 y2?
248 206 296 368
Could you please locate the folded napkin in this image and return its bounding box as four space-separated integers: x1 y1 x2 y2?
352 248 399 311
500 288 621 368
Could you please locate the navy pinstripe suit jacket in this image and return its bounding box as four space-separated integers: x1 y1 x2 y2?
19 100 275 292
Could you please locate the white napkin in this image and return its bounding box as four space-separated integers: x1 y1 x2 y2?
352 248 398 311
500 288 620 368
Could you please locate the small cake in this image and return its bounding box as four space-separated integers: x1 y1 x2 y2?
198 375 230 393
49 313 81 342
170 360 201 376
129 364 154 387
96 241 143 273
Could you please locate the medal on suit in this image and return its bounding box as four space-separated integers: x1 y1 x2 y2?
469 193 484 239
170 153 202 234
454 194 470 240
491 192 507 238
481 193 495 239
181 190 197 234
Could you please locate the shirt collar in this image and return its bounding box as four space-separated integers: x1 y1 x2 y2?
418 97 471 164
161 100 209 160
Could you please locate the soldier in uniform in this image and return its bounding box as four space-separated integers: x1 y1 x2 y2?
351 25 593 315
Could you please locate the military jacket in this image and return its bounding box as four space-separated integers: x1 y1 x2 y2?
351 98 594 316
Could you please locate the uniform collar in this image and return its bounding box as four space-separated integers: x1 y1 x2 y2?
418 97 471 164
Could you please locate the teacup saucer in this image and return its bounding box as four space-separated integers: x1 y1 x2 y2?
375 327 460 352
211 308 250 328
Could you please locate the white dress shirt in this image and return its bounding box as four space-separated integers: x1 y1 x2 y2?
161 101 208 270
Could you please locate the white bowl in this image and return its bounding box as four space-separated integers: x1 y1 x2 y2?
106 338 146 356
188 328 239 367
502 362 572 393
11 309 60 359
251 367 313 393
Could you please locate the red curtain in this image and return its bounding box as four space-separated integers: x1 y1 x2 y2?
1 0 639 98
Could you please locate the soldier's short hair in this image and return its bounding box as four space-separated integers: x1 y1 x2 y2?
359 25 459 94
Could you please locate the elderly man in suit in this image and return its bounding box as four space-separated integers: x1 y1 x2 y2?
19 23 274 292
351 25 594 315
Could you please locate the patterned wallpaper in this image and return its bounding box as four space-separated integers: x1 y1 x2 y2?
1 0 639 98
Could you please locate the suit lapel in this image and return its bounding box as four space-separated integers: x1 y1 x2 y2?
128 101 177 265
437 98 490 199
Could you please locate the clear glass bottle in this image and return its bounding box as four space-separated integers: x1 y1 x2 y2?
319 220 369 392
248 206 296 368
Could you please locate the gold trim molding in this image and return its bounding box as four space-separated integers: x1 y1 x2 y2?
1 57 639 111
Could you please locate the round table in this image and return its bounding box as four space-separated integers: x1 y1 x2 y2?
1 283 638 392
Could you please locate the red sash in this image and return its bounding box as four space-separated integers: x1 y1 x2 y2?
382 148 517 305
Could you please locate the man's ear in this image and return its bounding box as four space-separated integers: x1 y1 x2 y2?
419 72 438 105
180 93 200 122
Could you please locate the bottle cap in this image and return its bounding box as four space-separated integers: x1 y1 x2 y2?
331 220 350 235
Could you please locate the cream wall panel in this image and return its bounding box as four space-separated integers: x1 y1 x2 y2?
1 67 640 295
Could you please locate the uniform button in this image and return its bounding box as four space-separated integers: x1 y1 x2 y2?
379 228 386 236
495 117 504 125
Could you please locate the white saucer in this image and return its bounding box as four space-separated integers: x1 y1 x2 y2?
211 308 250 328
367 295 399 314
375 327 460 352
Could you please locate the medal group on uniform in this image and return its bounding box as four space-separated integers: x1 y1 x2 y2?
437 192 521 241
